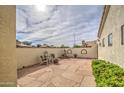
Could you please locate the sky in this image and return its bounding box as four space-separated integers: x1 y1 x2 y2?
16 5 103 47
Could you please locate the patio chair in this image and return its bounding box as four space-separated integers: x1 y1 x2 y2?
40 55 49 65
49 54 55 64
49 54 59 64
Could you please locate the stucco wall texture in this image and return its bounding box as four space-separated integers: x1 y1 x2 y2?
17 45 97 69
98 6 124 67
0 6 16 86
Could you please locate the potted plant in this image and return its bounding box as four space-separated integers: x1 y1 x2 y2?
61 54 64 58
54 58 59 64
74 54 78 58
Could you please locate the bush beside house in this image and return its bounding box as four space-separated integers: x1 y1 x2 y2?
92 59 124 87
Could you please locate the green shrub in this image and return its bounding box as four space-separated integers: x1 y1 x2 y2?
92 59 124 87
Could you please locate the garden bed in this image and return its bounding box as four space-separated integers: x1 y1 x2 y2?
92 59 124 87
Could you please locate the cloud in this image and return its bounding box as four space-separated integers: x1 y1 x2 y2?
16 5 103 46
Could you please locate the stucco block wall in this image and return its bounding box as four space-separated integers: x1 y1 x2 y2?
98 5 124 67
16 48 64 69
0 6 16 86
17 45 97 69
65 45 98 58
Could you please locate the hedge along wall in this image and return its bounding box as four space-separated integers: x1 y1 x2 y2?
17 45 98 69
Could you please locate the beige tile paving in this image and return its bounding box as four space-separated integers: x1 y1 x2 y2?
62 71 83 83
24 80 43 87
18 76 37 86
17 58 96 87
50 76 76 87
80 76 96 87
67 64 79 72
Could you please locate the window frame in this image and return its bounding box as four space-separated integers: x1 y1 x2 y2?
108 33 112 46
102 38 105 47
121 25 124 45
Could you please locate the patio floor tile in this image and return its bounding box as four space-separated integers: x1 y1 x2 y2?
18 76 36 86
37 71 53 82
80 76 96 87
23 80 43 87
17 58 96 87
50 76 76 87
62 71 83 83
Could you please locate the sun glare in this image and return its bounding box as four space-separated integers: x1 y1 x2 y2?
35 5 46 12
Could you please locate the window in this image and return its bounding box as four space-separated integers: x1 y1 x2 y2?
108 33 112 46
102 38 105 47
121 25 124 45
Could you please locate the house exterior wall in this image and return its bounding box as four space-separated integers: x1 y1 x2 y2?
17 45 97 69
0 6 16 86
98 5 124 67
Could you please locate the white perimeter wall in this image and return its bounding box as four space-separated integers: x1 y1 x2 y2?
17 45 97 69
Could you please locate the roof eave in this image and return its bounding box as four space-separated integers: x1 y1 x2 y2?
97 5 110 38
